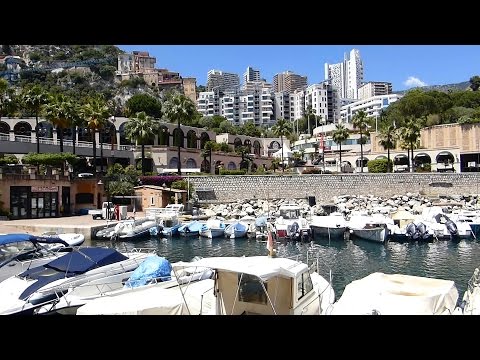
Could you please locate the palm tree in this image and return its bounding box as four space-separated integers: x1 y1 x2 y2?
202 140 215 174
124 111 159 176
399 116 421 173
81 97 110 177
162 92 197 175
66 102 85 155
332 123 350 172
21 85 48 154
378 123 397 173
236 146 254 173
43 94 72 153
272 118 293 172
352 110 369 173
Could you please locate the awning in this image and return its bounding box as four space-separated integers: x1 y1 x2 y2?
394 154 408 159
375 155 387 160
437 151 453 157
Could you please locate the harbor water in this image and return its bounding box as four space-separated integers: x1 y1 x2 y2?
91 235 480 299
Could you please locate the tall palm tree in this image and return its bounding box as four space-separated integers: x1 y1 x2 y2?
202 140 215 174
124 111 159 176
399 116 421 173
332 123 350 172
43 94 72 153
272 118 293 172
65 102 85 155
162 92 197 175
81 97 110 177
352 110 369 173
21 85 48 154
378 123 397 173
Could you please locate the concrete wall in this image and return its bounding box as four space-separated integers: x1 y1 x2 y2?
189 173 480 203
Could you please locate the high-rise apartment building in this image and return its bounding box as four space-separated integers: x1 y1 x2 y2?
243 66 260 83
207 69 240 92
273 71 308 93
324 49 364 99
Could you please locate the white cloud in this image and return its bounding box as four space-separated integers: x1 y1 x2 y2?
403 76 427 88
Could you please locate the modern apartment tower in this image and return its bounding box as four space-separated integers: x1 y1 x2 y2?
243 66 261 83
273 71 308 93
207 69 240 93
324 49 364 99
358 81 392 100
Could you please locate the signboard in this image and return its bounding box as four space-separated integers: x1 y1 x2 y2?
31 186 58 193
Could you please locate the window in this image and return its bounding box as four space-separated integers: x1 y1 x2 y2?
150 196 155 206
297 272 314 301
238 274 267 305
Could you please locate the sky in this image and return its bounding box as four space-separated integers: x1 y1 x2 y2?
117 45 480 91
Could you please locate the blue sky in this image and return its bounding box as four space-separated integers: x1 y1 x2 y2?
117 45 480 91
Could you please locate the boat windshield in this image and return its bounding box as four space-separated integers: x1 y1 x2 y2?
0 241 36 261
280 209 300 219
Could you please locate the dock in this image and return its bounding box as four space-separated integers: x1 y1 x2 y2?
0 213 146 243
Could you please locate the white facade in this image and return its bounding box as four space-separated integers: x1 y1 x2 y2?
305 84 329 122
340 94 403 124
197 91 220 117
325 49 364 99
274 92 291 121
291 89 306 121
358 82 392 100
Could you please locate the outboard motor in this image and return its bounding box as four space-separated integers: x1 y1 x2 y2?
287 222 300 241
416 222 429 241
405 223 417 239
445 220 458 237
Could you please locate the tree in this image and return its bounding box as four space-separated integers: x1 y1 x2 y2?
398 116 421 173
305 106 315 136
352 110 369 173
201 140 215 174
236 146 254 172
81 96 110 177
378 123 397 172
124 112 159 176
162 92 197 175
43 94 72 153
22 85 49 154
0 79 11 119
332 123 350 172
272 118 292 172
125 93 162 118
470 76 480 91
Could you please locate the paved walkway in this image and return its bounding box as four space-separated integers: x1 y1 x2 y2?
0 212 146 241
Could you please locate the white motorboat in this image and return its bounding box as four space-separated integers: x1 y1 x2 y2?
330 272 459 315
0 247 152 315
421 207 472 240
457 267 480 315
171 255 335 315
199 218 226 239
38 255 213 315
0 233 85 283
309 213 347 240
347 214 390 243
274 204 311 241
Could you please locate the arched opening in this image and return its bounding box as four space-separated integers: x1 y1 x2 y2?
233 137 242 150
394 154 409 173
375 155 387 160
169 157 179 169
201 159 211 173
244 139 252 153
158 126 170 146
199 132 210 149
355 156 369 168
227 161 237 170
37 121 53 138
414 152 431 172
0 121 10 135
78 126 93 143
250 162 258 172
186 130 198 148
253 140 261 156
119 122 133 145
185 158 197 169
436 151 455 172
135 158 153 173
13 121 32 138
100 122 117 146
173 128 184 148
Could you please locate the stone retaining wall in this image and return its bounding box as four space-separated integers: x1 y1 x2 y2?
189 173 480 203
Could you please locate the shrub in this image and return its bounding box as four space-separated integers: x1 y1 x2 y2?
367 159 390 173
0 155 19 165
219 169 246 175
21 153 79 167
139 175 183 187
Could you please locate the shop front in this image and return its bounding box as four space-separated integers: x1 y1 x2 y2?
10 185 61 219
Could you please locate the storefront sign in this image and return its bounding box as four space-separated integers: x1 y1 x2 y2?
31 186 58 193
